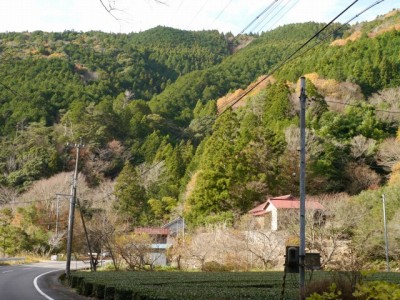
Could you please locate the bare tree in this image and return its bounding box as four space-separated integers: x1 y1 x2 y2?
185 230 216 270
115 233 160 270
369 87 400 123
350 135 376 161
244 230 285 270
48 230 67 255
99 0 166 21
376 138 400 171
88 208 126 271
344 162 381 194
285 125 323 159
137 161 165 191
0 186 19 204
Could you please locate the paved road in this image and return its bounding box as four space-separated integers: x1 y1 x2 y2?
0 261 88 300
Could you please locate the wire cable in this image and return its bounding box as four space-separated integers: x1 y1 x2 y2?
219 0 361 115
249 0 283 33
188 0 210 28
283 0 386 66
260 0 301 33
324 99 400 114
238 0 280 35
252 0 290 33
211 0 234 27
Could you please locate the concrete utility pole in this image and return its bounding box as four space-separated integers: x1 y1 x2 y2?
55 193 72 236
299 77 307 300
382 194 390 272
66 140 84 277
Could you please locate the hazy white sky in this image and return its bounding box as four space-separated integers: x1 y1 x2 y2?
0 0 398 34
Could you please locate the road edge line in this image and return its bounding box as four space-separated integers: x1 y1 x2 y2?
33 269 59 300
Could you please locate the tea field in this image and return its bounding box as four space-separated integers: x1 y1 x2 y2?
67 270 400 300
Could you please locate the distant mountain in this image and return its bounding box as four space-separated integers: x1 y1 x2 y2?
0 11 399 227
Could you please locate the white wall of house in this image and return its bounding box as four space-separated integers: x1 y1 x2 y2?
271 207 278 231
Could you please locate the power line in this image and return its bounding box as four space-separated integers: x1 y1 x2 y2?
188 0 210 28
260 0 301 33
211 0 234 27
252 0 288 33
219 0 361 115
176 0 184 10
281 0 386 67
238 0 280 35
324 99 400 114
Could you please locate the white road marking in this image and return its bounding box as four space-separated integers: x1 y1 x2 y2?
33 269 59 300
2 270 14 273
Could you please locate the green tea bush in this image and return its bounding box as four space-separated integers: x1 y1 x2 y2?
104 286 115 300
93 283 105 299
114 287 133 300
81 281 93 297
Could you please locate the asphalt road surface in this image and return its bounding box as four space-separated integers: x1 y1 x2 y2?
0 261 88 300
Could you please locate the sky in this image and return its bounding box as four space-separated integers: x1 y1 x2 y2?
0 0 398 35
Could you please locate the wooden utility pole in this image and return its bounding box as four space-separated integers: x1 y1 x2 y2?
66 140 84 277
299 77 307 300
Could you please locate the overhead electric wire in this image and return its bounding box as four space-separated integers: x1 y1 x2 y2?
219 0 361 115
260 0 301 33
211 0 234 26
324 99 400 114
177 0 184 10
238 0 280 35
283 0 386 66
188 0 210 27
250 0 282 33
0 81 22 98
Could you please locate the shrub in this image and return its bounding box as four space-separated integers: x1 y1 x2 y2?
104 286 115 300
202 261 228 272
307 283 342 300
115 288 133 300
353 281 400 299
306 276 355 299
93 283 105 299
81 281 93 297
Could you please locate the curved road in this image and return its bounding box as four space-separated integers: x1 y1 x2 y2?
0 261 88 300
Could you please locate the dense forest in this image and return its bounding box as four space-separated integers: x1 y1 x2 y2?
0 9 400 260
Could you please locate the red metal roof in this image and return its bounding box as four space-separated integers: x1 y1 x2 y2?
248 202 268 214
270 200 324 210
134 227 170 235
248 194 324 216
270 194 297 201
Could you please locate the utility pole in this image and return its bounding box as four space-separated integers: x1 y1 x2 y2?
66 139 84 277
55 193 73 236
382 194 390 272
299 77 307 300
56 194 59 236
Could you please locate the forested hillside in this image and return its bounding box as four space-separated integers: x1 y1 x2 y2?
0 10 400 257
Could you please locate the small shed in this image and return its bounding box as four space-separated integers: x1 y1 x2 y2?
248 194 324 231
163 217 185 238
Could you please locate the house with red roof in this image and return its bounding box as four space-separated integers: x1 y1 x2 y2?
248 195 324 231
134 227 171 266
